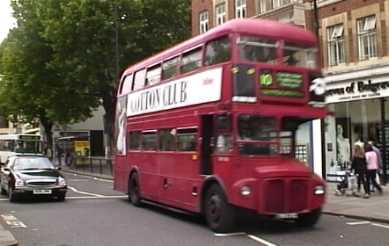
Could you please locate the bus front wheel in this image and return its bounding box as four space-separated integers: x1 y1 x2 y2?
128 173 141 206
204 184 235 233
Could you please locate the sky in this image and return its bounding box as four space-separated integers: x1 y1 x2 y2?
0 0 16 42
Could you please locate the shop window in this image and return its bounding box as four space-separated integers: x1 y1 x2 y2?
204 36 231 66
128 131 142 150
159 129 176 151
235 0 246 19
146 64 161 86
215 2 227 26
199 11 209 34
177 128 197 151
180 48 202 74
357 15 377 61
162 56 179 80
327 24 345 66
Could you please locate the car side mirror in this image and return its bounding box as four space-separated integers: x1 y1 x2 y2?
56 166 62 171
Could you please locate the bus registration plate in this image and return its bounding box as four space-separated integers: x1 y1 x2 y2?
275 213 298 219
33 189 52 194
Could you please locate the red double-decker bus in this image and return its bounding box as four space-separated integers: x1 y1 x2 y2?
114 19 327 232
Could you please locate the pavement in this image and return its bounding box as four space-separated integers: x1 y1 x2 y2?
1 168 388 246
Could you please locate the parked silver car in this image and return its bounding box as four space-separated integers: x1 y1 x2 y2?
0 154 67 202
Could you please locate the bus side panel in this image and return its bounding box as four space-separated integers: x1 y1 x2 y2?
134 151 159 201
114 155 128 192
158 152 201 212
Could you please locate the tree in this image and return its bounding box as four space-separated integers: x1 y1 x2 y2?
0 0 191 156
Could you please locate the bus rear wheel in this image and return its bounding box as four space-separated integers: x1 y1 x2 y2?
296 208 322 227
128 173 141 206
204 184 235 233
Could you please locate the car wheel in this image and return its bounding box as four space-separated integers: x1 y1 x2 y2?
296 208 322 227
57 194 66 202
128 173 141 206
8 187 17 202
204 184 235 233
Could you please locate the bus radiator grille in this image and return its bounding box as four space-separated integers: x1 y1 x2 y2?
264 179 308 213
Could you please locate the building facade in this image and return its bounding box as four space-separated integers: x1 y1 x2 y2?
317 0 389 183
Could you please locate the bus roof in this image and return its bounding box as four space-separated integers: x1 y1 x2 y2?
122 19 317 76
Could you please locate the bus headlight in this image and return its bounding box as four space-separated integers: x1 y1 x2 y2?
240 186 251 196
314 185 325 195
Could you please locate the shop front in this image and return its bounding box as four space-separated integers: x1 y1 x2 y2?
324 67 389 184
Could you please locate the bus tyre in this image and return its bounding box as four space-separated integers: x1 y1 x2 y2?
296 208 322 227
204 184 235 233
128 173 141 206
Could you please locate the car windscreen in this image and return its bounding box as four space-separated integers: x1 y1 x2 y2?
13 157 55 170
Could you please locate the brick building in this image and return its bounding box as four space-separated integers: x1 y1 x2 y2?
317 0 389 183
191 0 314 37
190 0 389 182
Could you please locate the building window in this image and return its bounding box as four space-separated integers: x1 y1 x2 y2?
257 0 290 14
327 24 345 66
235 0 246 19
199 11 209 34
357 15 377 61
215 2 226 26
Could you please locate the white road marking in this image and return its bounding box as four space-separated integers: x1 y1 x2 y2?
371 223 389 229
67 172 113 183
1 214 27 228
346 221 371 225
66 195 127 199
214 232 246 237
247 234 278 246
67 186 104 197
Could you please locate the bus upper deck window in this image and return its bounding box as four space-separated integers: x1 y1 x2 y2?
238 36 277 63
282 43 318 68
133 69 146 91
162 57 179 80
121 74 133 94
204 36 231 66
181 48 202 74
146 64 162 86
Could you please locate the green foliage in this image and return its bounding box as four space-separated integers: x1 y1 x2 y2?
0 0 190 150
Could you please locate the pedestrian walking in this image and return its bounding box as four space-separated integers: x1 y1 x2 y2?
351 144 369 198
368 140 383 185
365 143 383 195
55 143 63 168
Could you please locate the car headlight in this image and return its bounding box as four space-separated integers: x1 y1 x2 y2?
14 179 25 187
240 186 251 196
57 177 66 186
314 185 325 195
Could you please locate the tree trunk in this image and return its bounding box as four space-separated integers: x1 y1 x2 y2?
102 90 116 159
39 113 54 158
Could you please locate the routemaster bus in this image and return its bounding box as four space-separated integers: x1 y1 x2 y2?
114 19 327 232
